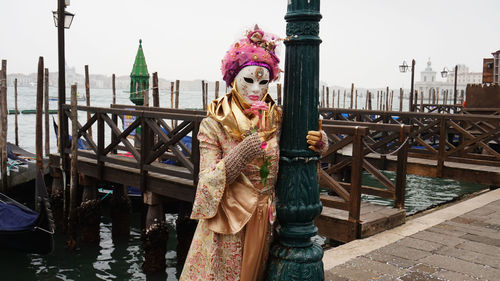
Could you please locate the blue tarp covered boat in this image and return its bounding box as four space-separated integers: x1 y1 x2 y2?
0 172 54 255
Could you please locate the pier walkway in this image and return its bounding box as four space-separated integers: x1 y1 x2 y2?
323 188 500 281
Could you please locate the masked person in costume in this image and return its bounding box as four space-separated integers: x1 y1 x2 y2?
179 25 328 281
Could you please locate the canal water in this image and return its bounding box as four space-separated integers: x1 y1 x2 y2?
1 87 486 280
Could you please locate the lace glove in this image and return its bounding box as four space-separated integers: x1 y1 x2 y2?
319 130 329 156
224 133 263 184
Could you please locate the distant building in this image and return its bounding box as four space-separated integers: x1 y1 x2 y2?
414 59 480 96
482 58 494 83
493 50 500 84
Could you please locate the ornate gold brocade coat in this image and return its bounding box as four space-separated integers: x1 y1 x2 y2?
179 115 281 281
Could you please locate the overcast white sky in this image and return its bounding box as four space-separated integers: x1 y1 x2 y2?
2 0 499 88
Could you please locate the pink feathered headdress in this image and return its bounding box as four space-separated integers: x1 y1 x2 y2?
221 25 282 87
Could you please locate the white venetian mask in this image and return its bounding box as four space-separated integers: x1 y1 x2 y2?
234 65 270 104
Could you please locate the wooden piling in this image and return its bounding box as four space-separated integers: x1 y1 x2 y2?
112 74 116 105
84 65 93 139
201 80 206 110
205 82 208 108
36 57 43 207
390 90 394 111
110 184 131 241
321 85 325 107
175 80 180 110
142 193 168 273
368 91 372 110
399 88 403 112
152 72 159 107
420 90 424 112
215 80 220 100
170 82 174 127
343 90 346 108
277 83 282 106
79 175 100 243
69 84 79 224
1 60 7 192
44 69 50 156
323 86 330 108
376 91 380 110
337 89 340 109
385 87 389 111
175 80 180 126
354 89 358 109
14 78 19 147
350 83 354 109
332 88 335 108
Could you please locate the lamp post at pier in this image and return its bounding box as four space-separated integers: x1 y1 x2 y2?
441 65 458 105
399 59 416 112
53 0 74 167
266 0 324 280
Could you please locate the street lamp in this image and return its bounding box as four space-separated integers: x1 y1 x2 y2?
399 59 416 111
52 10 75 29
54 0 74 173
266 1 324 280
441 65 458 105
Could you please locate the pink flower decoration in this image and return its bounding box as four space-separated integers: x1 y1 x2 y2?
260 141 267 150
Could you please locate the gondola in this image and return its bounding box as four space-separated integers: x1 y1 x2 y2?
0 171 55 255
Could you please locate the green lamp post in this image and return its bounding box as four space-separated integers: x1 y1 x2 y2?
266 0 324 280
130 39 150 105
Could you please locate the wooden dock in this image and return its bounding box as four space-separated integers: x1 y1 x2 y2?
48 102 500 245
316 199 405 242
49 104 414 245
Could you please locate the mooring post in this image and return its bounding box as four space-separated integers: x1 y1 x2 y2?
205 81 208 108
266 0 324 279
350 83 354 109
355 89 358 109
420 90 424 112
112 74 116 105
170 81 174 128
50 168 65 232
142 192 168 273
44 69 50 156
84 65 92 139
14 78 19 147
343 89 346 108
1 61 8 193
399 88 403 111
79 175 100 244
337 89 340 109
215 80 220 100
321 85 325 107
67 84 79 249
35 57 44 210
111 184 131 241
152 72 159 107
175 80 179 126
201 80 206 110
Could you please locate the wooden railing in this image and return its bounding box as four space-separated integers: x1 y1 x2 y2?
320 121 411 215
320 108 500 175
62 104 205 192
415 104 462 114
319 124 367 224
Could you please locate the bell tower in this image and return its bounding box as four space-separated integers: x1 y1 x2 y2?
130 39 150 105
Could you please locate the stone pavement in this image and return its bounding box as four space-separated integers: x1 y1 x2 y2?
323 188 500 281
